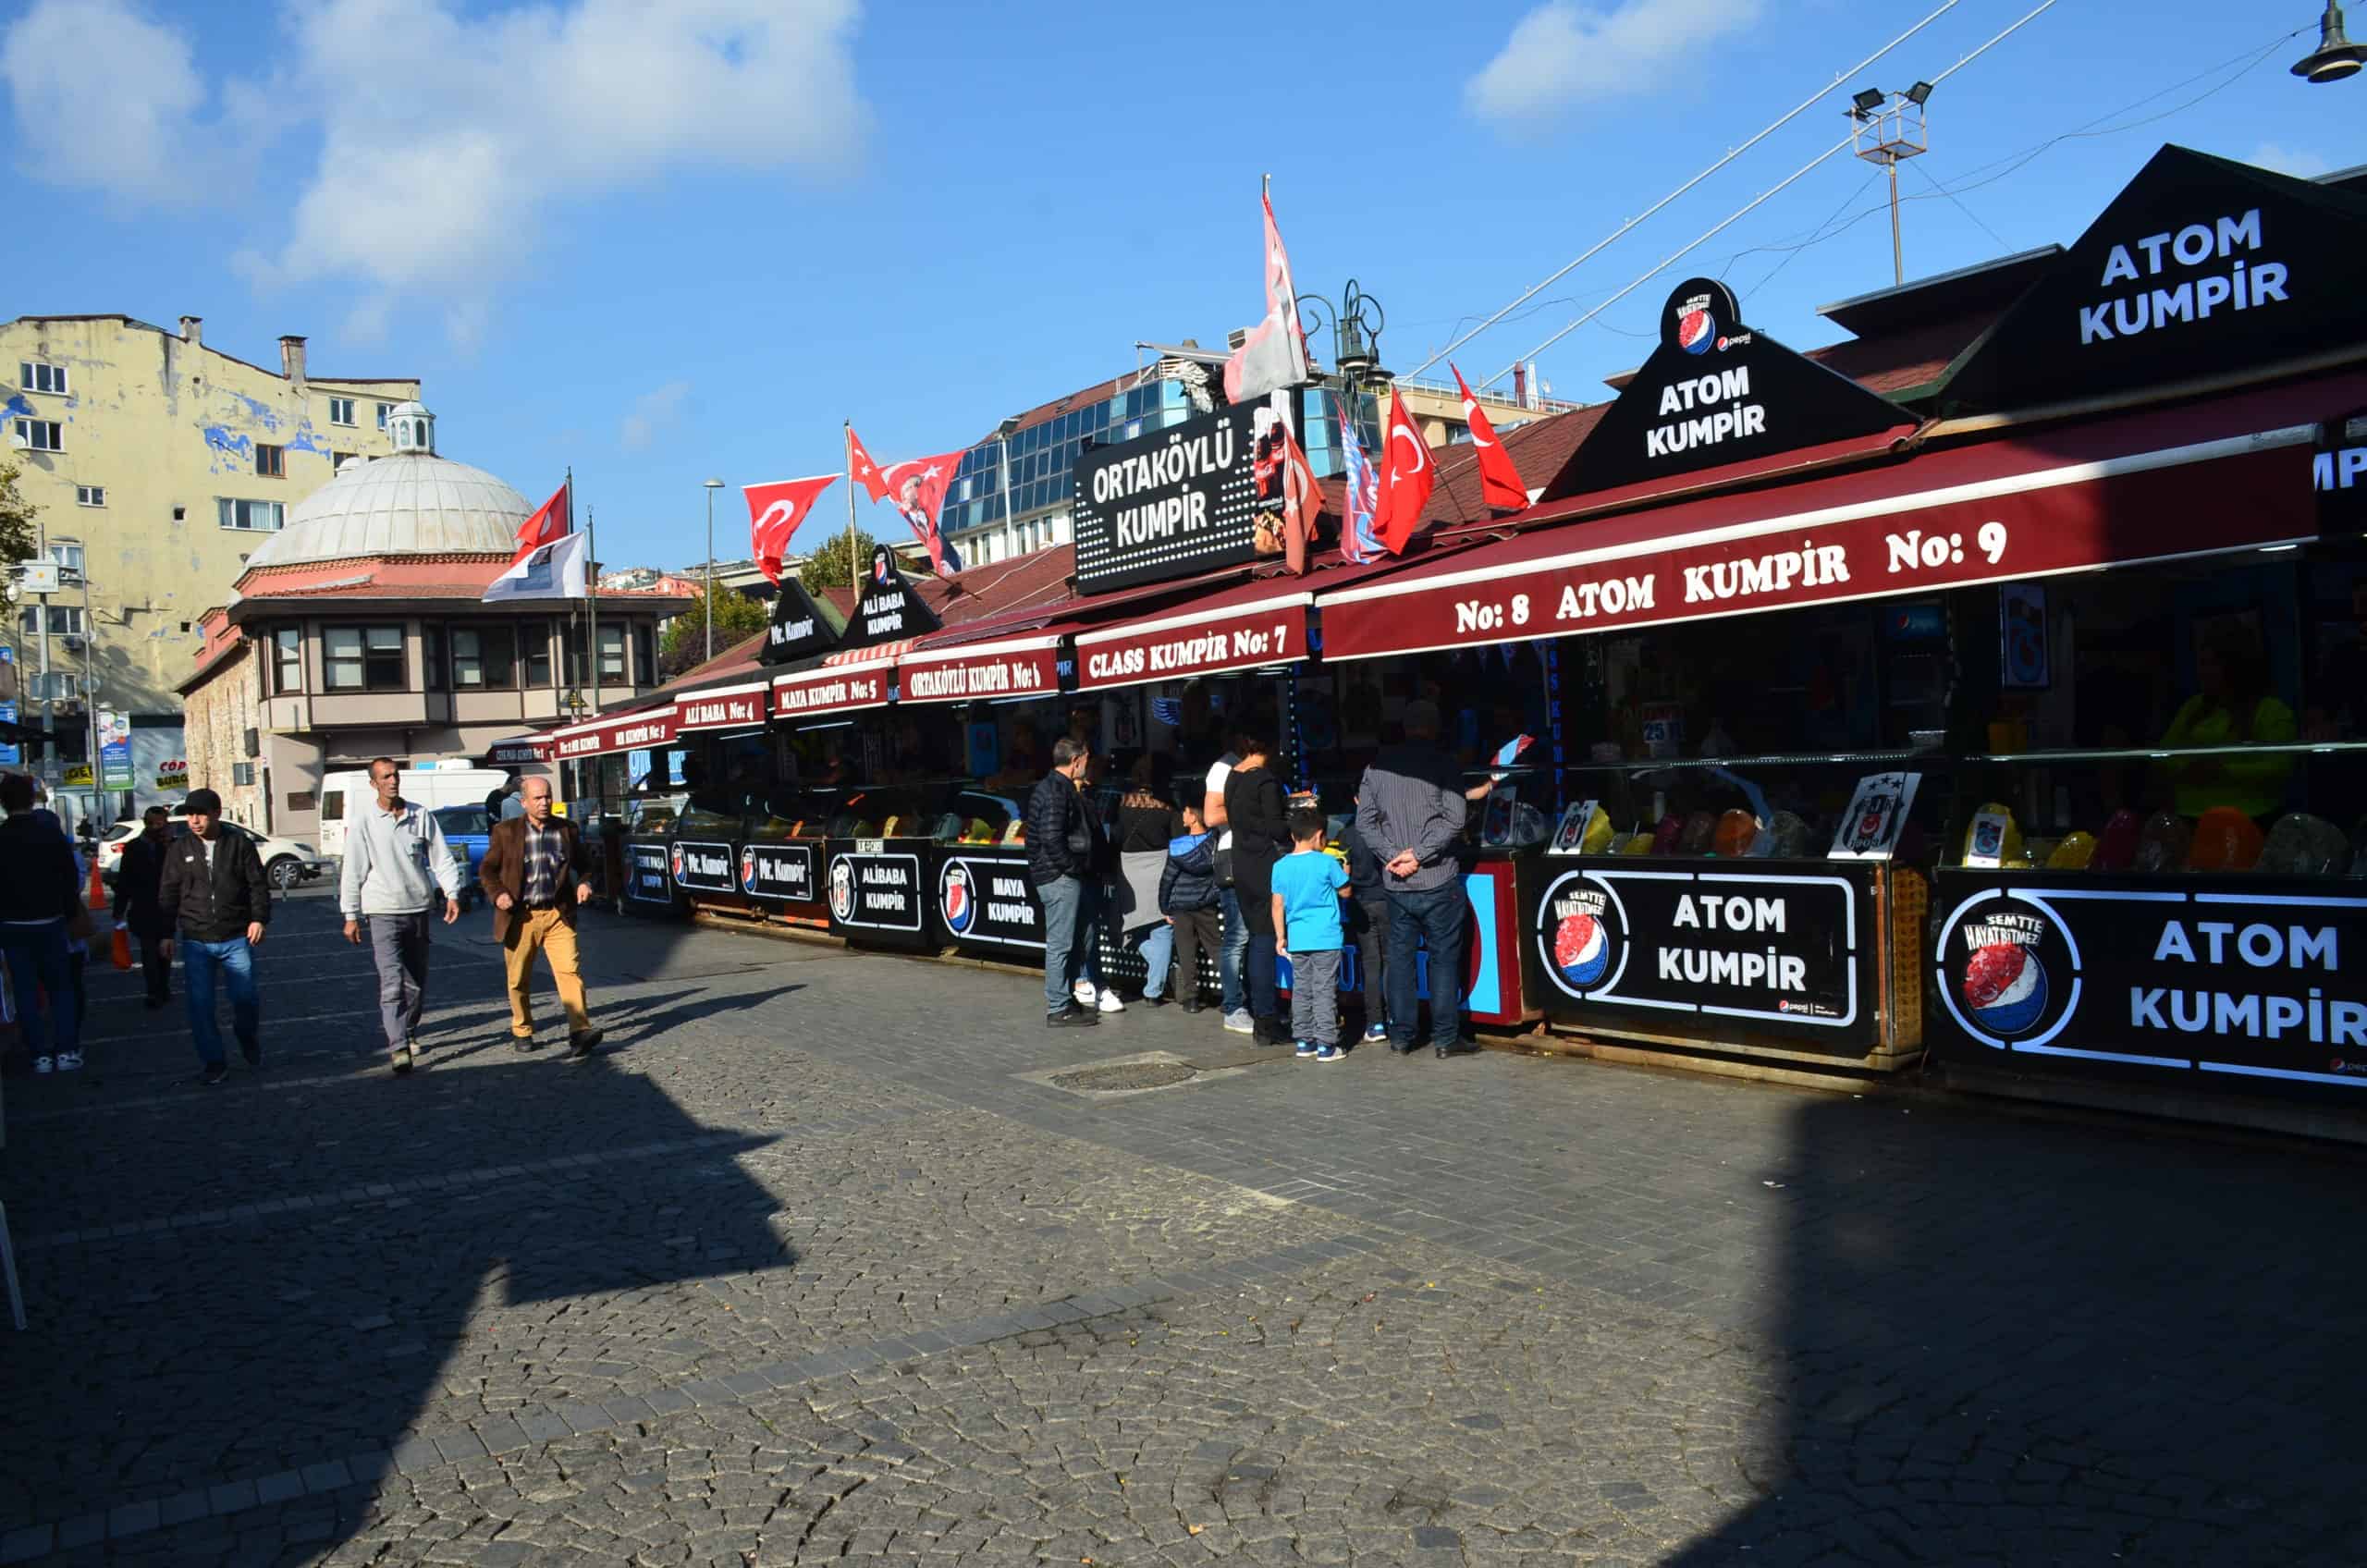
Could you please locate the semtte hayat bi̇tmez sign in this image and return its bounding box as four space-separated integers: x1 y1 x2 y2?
1541 276 1914 500
1071 399 1267 594
1931 873 2367 1102
1949 145 2367 411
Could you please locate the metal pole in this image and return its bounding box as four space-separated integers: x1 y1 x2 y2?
1887 155 1904 287
34 512 50 785
1000 432 1014 560
81 549 100 824
842 422 859 586
704 486 716 666
586 505 601 717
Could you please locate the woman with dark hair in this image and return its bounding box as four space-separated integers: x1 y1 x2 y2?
2159 621 2298 821
1221 735 1293 1044
1114 757 1182 1003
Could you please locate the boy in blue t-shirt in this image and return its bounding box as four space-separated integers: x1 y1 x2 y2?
1269 805 1351 1061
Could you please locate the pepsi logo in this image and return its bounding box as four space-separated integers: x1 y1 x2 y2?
1553 912 1612 987
872 552 890 583
1962 939 2048 1036
940 862 975 935
739 847 757 893
1676 308 1716 356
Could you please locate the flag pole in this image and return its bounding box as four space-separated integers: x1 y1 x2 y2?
841 421 858 590
585 495 601 718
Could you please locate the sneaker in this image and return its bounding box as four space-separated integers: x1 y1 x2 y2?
512 1035 543 1052
391 1046 415 1076
55 1050 82 1072
1073 980 1098 1007
199 1062 228 1086
1220 1010 1255 1035
567 1028 605 1060
1363 1023 1389 1043
1047 1005 1099 1029
1294 1039 1319 1059
1096 989 1126 1014
1316 1043 1346 1062
32 1055 53 1075
1254 1016 1290 1047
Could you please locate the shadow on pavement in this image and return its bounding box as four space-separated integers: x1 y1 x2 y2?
1668 1094 2367 1565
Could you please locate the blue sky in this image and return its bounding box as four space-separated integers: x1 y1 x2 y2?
5 0 2360 572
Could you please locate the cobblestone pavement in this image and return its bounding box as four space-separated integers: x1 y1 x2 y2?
5 894 2365 1566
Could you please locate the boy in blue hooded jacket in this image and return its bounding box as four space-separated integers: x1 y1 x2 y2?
1157 802 1220 1012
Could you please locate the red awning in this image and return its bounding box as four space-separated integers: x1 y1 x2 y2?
550 704 679 760
896 629 1068 705
773 663 890 720
484 736 551 765
1318 372 2355 663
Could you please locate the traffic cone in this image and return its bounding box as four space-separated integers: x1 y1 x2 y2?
110 926 133 971
86 854 104 906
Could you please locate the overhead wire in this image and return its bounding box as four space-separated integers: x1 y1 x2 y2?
1400 0 1966 382
1484 0 2061 386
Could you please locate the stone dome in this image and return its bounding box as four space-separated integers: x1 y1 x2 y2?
242 406 533 568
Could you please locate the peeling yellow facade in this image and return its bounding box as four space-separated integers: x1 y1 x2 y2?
2 313 419 716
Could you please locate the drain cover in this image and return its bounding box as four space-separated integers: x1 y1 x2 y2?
1049 1061 1198 1092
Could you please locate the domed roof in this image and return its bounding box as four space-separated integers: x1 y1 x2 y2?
242 405 532 569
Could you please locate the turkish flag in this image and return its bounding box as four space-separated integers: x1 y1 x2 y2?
511 478 570 566
877 449 966 576
1277 421 1319 575
1453 364 1528 511
1222 188 1310 405
846 425 889 504
742 474 840 585
1375 390 1435 555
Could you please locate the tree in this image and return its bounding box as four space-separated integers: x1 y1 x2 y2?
657 585 771 679
0 460 36 566
799 527 879 593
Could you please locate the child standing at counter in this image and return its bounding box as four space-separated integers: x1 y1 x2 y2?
1271 806 1351 1062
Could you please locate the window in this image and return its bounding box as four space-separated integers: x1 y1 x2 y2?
422 624 445 690
522 622 553 687
288 790 315 814
18 361 67 396
74 484 104 507
375 402 392 430
451 624 517 689
46 541 82 573
232 763 255 787
18 605 85 637
271 627 302 693
597 624 626 682
328 396 356 426
331 450 354 470
562 622 589 685
632 623 655 685
324 624 406 691
217 498 285 532
14 418 62 451
254 443 285 478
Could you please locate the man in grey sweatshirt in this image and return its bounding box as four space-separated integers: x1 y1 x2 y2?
1354 701 1483 1059
340 757 462 1074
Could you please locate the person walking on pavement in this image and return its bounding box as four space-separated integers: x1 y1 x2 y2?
1221 734 1293 1046
0 772 86 1075
156 787 270 1085
484 773 523 822
341 756 463 1076
478 777 603 1059
1356 700 1480 1059
1028 737 1110 1027
112 805 178 1010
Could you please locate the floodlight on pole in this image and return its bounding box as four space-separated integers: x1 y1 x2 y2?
2294 1 2367 80
1848 84 1931 287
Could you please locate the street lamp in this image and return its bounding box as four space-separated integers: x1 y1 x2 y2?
2294 1 2367 80
701 477 725 664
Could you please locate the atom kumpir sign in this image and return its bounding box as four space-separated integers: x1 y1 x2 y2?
1950 145 2367 410
1071 399 1266 594
1542 276 1914 500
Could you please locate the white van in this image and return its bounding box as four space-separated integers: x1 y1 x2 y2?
318 762 513 859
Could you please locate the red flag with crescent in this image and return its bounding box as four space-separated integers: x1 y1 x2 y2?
845 425 889 504
876 450 966 575
742 474 840 585
511 478 570 567
1375 390 1435 554
1453 364 1528 511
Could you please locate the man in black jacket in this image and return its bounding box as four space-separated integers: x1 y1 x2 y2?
155 788 272 1085
1026 737 1102 1027
111 805 177 1009
0 772 85 1074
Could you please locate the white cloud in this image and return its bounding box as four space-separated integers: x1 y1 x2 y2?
2250 141 2331 179
1466 0 1764 125
620 379 691 452
0 0 211 203
6 0 866 343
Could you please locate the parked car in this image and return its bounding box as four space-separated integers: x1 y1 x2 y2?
433 804 493 909
98 811 326 892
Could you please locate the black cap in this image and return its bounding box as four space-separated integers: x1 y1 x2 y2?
184 788 223 815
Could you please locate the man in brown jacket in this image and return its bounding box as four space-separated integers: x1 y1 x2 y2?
477 777 603 1058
